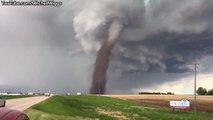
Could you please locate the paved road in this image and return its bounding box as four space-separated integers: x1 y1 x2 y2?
5 96 50 111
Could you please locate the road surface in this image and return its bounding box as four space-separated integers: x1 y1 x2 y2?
5 96 49 111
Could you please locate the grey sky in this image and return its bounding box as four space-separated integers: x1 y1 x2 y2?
0 0 213 94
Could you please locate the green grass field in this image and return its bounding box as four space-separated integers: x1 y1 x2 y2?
25 95 213 120
2 95 33 100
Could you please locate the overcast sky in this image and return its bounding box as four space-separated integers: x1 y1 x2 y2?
0 0 213 94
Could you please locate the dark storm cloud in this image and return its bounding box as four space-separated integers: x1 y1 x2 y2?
113 31 213 73
1 0 213 94
109 0 213 74
104 0 213 93
106 72 192 93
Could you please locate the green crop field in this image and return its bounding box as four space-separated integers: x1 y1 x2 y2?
25 95 213 120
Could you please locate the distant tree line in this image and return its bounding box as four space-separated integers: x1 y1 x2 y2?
197 87 213 95
138 92 175 95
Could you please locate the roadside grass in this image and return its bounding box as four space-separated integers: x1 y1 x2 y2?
2 95 34 100
25 95 213 120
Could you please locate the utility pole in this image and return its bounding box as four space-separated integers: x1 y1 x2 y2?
98 79 99 95
194 63 198 113
99 79 101 95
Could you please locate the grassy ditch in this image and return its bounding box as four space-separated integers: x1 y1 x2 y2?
25 95 213 120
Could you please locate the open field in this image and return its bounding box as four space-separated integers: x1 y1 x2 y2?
104 95 213 114
2 95 34 100
25 95 213 120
